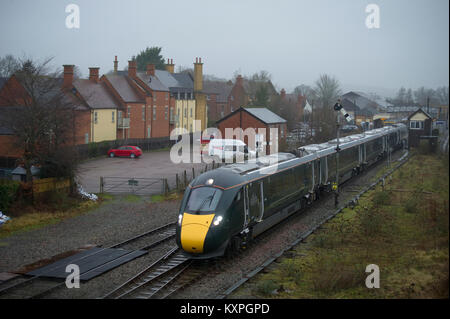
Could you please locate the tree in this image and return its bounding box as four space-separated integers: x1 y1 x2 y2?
311 74 342 143
293 84 316 101
134 46 165 71
253 83 270 108
0 54 20 77
0 58 79 184
434 86 449 105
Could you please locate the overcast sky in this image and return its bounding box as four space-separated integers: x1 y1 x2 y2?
0 0 448 97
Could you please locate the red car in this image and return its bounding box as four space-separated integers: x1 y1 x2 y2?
108 146 142 158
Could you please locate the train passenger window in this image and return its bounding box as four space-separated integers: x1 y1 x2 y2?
186 187 223 213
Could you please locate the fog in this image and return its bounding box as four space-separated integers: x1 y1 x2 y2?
0 0 448 97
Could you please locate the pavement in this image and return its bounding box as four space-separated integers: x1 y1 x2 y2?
77 149 213 194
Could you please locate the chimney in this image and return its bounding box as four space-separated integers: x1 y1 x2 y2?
193 57 203 92
165 58 174 73
236 74 243 87
280 88 286 100
146 63 155 76
113 56 118 74
89 67 100 83
63 65 74 89
128 60 137 78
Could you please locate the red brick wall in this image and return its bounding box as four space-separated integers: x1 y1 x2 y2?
217 109 286 154
149 91 170 138
228 81 247 112
0 75 30 106
0 135 22 158
73 109 91 144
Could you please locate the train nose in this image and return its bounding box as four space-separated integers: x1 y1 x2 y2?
180 213 215 254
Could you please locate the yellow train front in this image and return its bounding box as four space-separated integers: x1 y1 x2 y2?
175 169 245 259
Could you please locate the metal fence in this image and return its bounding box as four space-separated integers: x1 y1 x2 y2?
99 161 224 196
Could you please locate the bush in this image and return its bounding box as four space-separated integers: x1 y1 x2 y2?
0 180 20 212
372 191 391 207
255 279 279 296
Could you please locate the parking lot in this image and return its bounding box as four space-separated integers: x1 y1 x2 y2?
77 150 210 195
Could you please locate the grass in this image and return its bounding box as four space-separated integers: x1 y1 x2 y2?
231 152 449 299
0 188 117 239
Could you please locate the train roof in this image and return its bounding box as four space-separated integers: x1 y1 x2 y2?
190 124 407 191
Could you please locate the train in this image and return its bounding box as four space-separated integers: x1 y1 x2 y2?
175 124 408 259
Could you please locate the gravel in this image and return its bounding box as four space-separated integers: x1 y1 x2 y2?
0 150 407 299
0 197 179 280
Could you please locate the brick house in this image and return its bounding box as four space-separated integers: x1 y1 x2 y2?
101 58 147 139
63 65 119 143
203 80 233 124
216 107 287 155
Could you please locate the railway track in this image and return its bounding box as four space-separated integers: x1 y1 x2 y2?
0 222 177 299
103 247 202 299
215 150 412 298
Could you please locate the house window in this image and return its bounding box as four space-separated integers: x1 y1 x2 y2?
170 107 174 122
127 106 131 117
165 93 168 100
165 106 168 120
142 105 145 121
280 126 284 138
147 126 151 138
190 108 193 118
112 111 115 123
94 112 98 124
153 94 156 102
85 133 89 144
153 107 156 121
118 110 122 119
184 107 187 118
410 120 424 130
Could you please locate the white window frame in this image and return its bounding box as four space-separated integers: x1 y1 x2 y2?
410 120 424 130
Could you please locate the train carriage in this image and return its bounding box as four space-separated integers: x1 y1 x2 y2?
176 123 408 258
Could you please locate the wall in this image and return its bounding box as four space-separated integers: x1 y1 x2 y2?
91 109 117 142
175 99 196 134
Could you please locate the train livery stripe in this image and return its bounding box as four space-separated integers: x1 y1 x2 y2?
180 213 215 253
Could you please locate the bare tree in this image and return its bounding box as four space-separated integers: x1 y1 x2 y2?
0 58 79 184
0 54 20 77
311 74 342 143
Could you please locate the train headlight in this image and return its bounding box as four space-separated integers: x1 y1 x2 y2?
213 215 223 226
178 214 183 226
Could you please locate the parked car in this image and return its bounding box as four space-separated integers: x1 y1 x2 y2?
208 139 255 162
107 146 143 158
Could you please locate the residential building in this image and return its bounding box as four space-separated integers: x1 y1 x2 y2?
101 57 147 139
63 65 119 143
216 107 287 155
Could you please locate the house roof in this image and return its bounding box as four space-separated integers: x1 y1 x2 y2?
73 79 120 109
407 108 432 120
104 74 144 103
244 107 286 124
203 80 233 103
341 98 360 112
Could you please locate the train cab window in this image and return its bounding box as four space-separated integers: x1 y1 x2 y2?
186 187 223 213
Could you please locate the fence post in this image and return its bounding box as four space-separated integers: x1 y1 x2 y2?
100 176 104 193
176 173 179 191
192 167 195 179
184 170 187 187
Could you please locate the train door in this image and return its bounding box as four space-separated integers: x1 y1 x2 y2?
243 185 250 228
246 182 263 223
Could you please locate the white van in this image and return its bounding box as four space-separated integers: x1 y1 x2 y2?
208 139 255 162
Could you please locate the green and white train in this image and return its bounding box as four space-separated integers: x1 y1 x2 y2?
175 124 408 258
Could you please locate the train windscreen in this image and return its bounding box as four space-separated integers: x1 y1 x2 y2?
186 187 223 213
